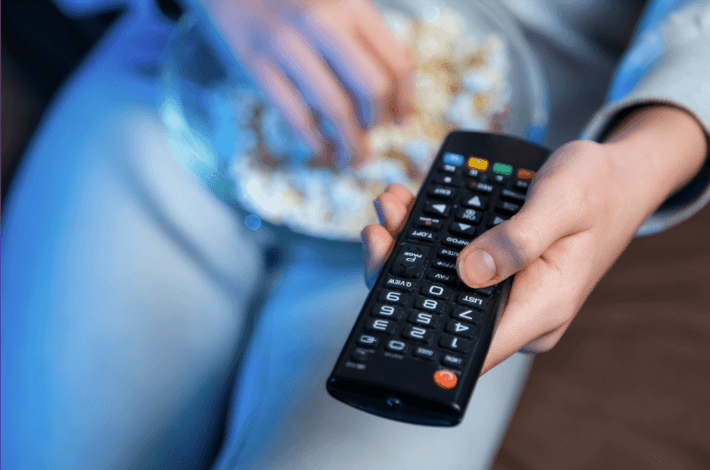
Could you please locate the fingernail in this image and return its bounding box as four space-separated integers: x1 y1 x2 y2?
373 200 385 226
459 249 497 285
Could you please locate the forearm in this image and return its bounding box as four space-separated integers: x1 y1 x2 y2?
602 105 708 227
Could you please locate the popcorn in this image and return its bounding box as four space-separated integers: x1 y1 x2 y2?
229 3 513 241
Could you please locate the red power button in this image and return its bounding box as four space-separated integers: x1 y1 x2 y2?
433 369 458 389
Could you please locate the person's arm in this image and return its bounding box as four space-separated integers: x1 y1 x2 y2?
184 0 416 168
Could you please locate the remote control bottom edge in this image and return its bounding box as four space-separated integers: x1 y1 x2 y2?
326 378 463 426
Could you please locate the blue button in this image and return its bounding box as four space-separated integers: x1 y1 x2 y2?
443 152 464 166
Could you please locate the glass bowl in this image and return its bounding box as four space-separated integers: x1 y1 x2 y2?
159 0 548 242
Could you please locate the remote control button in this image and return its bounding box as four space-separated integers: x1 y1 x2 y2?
445 320 477 339
372 304 404 320
424 202 451 218
459 284 495 297
467 181 494 194
378 290 409 305
432 259 457 272
462 194 488 210
467 157 489 172
365 319 396 335
517 168 536 182
487 173 509 185
513 180 530 191
439 164 458 174
390 244 430 278
351 349 370 363
442 354 465 369
487 215 508 228
439 334 472 353
496 201 521 216
383 276 416 292
466 168 486 179
451 306 483 324
408 229 436 243
492 162 513 176
428 186 457 200
449 222 476 237
427 271 456 284
414 215 443 230
455 208 481 224
443 236 470 249
407 311 439 329
473 286 495 296
433 174 463 187
457 293 487 310
415 297 446 314
385 340 409 354
500 188 527 204
357 335 380 348
413 346 436 361
433 369 458 389
420 283 452 300
402 326 433 343
442 152 465 166
437 247 460 259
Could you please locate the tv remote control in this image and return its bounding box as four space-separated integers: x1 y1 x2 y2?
326 131 551 426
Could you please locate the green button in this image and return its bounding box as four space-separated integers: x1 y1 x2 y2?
492 162 513 175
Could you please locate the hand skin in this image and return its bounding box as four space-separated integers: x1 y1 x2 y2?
202 0 416 168
363 105 708 375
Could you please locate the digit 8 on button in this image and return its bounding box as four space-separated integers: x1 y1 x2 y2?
433 369 458 389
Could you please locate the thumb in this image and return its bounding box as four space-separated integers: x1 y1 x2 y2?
456 189 579 287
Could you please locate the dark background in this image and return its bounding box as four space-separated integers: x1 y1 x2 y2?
3 1 709 468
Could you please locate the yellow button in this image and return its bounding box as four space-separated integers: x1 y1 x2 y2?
467 157 489 171
433 369 458 389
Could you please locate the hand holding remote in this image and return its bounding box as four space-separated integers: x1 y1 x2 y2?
364 106 707 377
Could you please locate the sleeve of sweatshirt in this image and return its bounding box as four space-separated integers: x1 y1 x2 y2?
580 0 710 236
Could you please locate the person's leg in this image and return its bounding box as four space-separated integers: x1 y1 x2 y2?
1 12 264 469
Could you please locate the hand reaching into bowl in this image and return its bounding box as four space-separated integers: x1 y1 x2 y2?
201 0 417 168
362 105 707 375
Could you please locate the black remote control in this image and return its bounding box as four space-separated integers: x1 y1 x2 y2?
326 131 551 426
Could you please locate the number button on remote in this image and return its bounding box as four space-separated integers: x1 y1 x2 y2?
379 290 409 305
415 297 446 314
402 326 433 344
385 340 409 354
390 244 430 278
421 284 452 300
445 321 476 339
372 304 404 320
365 319 396 335
408 312 440 329
439 334 472 353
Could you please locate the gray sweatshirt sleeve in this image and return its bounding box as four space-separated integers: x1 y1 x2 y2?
581 1 710 236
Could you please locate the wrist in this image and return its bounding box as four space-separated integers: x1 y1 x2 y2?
601 104 707 221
